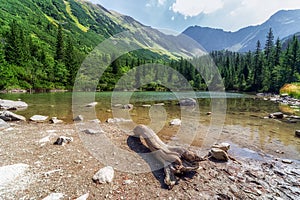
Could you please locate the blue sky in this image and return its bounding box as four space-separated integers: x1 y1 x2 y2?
89 0 300 32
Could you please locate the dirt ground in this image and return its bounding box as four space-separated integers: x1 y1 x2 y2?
0 121 299 200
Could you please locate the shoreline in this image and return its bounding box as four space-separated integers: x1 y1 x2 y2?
0 121 299 199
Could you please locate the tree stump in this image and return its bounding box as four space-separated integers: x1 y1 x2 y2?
133 125 204 188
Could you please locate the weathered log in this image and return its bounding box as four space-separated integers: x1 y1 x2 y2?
133 125 204 188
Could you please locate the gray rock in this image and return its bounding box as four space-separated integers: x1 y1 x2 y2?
0 118 10 130
0 99 28 110
179 98 196 106
0 110 26 121
92 166 114 184
296 130 300 137
73 115 84 122
30 115 49 122
282 159 293 164
170 118 181 126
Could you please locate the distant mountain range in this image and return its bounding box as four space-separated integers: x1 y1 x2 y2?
182 9 300 52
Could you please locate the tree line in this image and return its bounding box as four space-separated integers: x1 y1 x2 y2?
0 21 299 93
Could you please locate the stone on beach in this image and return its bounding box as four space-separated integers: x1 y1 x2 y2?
0 110 26 121
92 166 114 184
170 118 181 126
0 118 10 130
30 115 49 122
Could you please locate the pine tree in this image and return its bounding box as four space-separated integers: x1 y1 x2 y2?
264 28 274 65
55 24 64 61
274 37 281 66
253 40 263 91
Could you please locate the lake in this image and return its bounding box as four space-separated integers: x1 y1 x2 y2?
1 91 299 160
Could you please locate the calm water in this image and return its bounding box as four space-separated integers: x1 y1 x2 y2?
1 91 300 160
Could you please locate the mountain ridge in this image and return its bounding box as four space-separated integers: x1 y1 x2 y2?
182 9 300 52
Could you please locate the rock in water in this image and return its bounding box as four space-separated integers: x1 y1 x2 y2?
295 130 300 137
269 112 284 119
30 115 49 122
0 118 10 130
209 148 229 161
179 98 196 106
0 99 28 110
92 166 114 184
122 104 133 109
0 111 26 121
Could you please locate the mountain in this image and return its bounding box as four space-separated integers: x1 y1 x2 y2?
182 9 300 52
0 0 203 60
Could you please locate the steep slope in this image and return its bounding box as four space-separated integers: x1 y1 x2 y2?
183 9 300 52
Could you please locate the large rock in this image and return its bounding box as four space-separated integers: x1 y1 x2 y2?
0 99 28 110
0 118 10 130
92 166 114 184
209 148 229 161
30 115 49 122
179 98 196 106
269 112 284 119
0 110 26 121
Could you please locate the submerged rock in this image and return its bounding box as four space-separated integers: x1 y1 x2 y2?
0 99 28 110
0 110 26 121
92 166 114 184
179 98 196 106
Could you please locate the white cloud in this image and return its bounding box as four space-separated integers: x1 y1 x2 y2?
158 0 167 6
171 0 224 16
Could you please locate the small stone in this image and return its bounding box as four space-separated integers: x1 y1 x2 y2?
206 112 212 115
122 104 133 109
170 118 181 126
123 179 133 184
93 166 114 184
83 128 104 134
86 102 97 107
74 115 84 122
75 193 89 200
142 104 151 107
53 136 73 146
50 117 63 124
42 193 64 200
282 159 293 164
269 112 284 119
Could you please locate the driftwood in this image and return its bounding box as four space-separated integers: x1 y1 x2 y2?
133 125 204 188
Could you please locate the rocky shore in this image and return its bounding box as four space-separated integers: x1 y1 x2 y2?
0 121 299 200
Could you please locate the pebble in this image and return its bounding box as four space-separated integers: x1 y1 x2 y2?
282 159 293 164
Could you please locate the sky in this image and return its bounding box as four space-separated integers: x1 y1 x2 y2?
89 0 300 33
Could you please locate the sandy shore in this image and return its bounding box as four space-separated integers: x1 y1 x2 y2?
0 121 299 199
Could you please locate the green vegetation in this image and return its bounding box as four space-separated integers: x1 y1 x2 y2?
0 0 299 94
280 83 300 98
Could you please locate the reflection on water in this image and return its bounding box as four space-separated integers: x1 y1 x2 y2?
1 91 299 160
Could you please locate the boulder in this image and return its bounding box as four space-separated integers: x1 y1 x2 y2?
30 115 49 122
0 99 28 110
179 98 196 106
295 130 300 137
0 118 10 130
92 166 114 184
170 118 181 126
0 110 26 121
269 112 284 119
209 148 229 161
